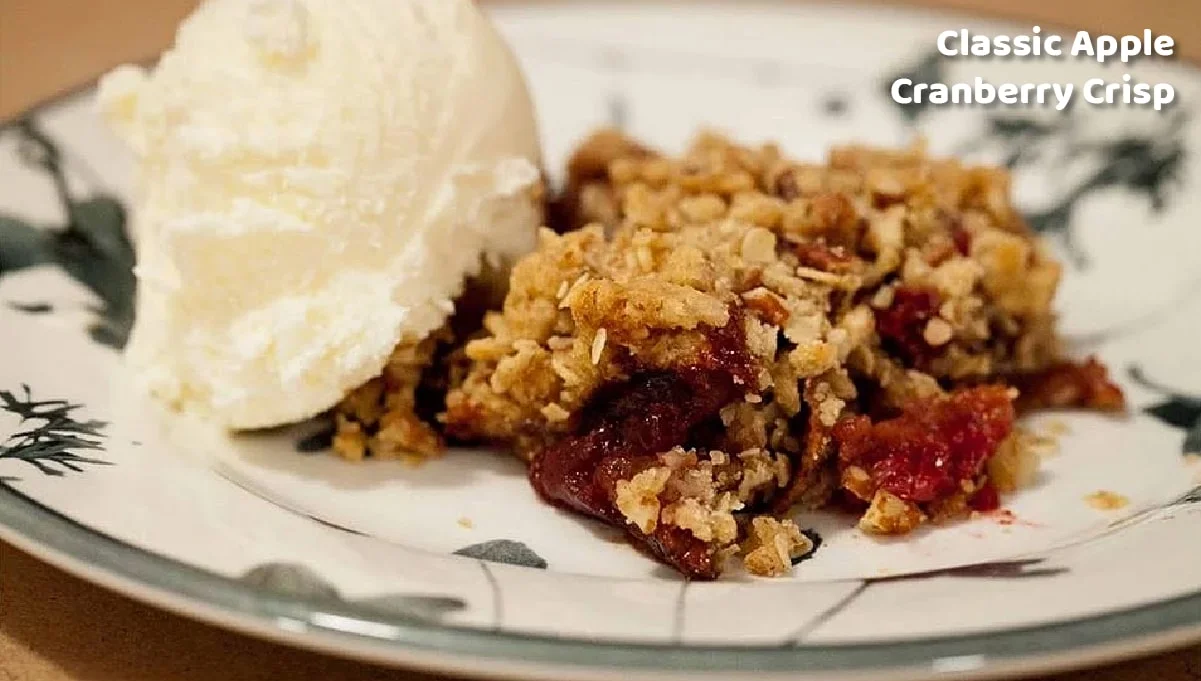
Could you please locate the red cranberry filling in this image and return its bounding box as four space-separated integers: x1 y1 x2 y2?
528 310 755 579
833 386 1015 505
875 286 943 366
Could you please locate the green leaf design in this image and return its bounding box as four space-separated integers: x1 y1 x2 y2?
1184 420 1201 456
1146 399 1201 431
239 562 467 620
239 562 341 600
0 385 112 479
1021 110 1189 268
0 120 136 349
8 302 53 314
1129 366 1201 455
454 539 548 569
0 214 52 273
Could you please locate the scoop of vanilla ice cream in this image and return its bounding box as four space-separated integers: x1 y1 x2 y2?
98 0 542 429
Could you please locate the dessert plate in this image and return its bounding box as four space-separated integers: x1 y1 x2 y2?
2 2 1200 679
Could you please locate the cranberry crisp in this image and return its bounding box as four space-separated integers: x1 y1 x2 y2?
366 130 1124 579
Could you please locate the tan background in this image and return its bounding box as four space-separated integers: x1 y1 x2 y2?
1 1 1199 679
2 0 1200 120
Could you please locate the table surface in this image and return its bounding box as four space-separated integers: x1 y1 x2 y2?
1 1 1200 680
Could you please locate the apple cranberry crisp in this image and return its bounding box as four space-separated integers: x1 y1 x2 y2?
337 129 1124 579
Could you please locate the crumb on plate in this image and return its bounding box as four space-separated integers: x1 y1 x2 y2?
1084 490 1130 511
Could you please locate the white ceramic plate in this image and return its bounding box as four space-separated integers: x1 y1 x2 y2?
2 3 1200 680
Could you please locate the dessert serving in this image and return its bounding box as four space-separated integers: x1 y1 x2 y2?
6 0 1201 675
96 0 1127 581
439 131 1124 578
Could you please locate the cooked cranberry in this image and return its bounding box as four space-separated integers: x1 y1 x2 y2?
951 226 972 256
833 386 1015 505
875 286 942 366
969 481 1000 512
528 309 754 580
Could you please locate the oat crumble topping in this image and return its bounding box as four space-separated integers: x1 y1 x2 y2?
331 129 1126 579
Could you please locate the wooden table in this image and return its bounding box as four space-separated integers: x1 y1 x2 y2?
1 1 1199 679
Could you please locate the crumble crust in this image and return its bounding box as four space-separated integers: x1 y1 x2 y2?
441 129 1121 578
329 129 1123 579
332 327 450 463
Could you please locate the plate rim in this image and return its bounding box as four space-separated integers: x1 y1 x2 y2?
3 481 1200 681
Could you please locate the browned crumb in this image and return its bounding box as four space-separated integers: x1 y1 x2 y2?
858 489 926 534
1015 358 1126 412
742 516 812 577
332 327 451 462
1085 490 1130 511
457 517 474 529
